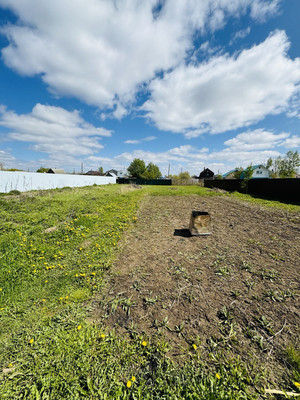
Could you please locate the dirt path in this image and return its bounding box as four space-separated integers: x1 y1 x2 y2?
92 193 300 381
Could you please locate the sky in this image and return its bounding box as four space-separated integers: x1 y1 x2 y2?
0 0 299 176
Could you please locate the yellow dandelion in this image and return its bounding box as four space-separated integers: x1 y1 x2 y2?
131 376 136 382
100 334 106 339
142 341 147 347
8 363 13 367
92 272 96 276
126 381 132 388
77 325 82 330
294 382 300 388
29 338 34 344
65 296 69 300
75 273 79 277
0 288 2 291
192 344 197 350
216 373 221 380
45 280 48 283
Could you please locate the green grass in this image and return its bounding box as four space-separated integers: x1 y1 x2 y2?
228 191 300 213
0 184 298 399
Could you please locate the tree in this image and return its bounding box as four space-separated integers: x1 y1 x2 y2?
242 165 253 181
144 162 161 179
233 167 243 179
127 158 146 178
178 171 190 180
36 167 48 173
0 161 3 170
98 166 104 174
266 151 300 178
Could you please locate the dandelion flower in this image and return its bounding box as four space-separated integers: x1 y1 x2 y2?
29 338 34 344
142 341 147 347
192 344 197 350
294 382 300 388
100 334 106 339
65 296 69 300
216 373 221 380
131 376 136 382
126 381 132 388
77 325 82 330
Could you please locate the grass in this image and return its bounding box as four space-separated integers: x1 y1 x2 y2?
0 184 298 399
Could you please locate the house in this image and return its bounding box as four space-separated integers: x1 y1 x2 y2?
104 169 117 178
104 169 128 178
85 170 103 176
199 167 214 179
47 168 65 174
222 169 239 179
223 165 270 179
241 165 270 179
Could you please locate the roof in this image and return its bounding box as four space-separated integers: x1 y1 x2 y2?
222 169 238 178
223 165 268 178
47 168 65 174
85 170 103 176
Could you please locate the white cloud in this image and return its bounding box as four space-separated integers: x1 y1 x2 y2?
0 148 16 167
124 136 157 144
142 30 300 135
0 0 283 113
250 0 281 21
230 27 251 44
224 129 289 151
281 135 300 148
0 103 111 156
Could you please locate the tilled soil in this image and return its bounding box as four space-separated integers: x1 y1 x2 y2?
91 194 300 383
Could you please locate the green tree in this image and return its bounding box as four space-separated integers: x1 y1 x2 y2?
98 166 104 174
144 162 161 179
243 165 254 180
266 151 300 178
127 158 146 178
233 167 243 179
36 167 49 173
178 171 190 180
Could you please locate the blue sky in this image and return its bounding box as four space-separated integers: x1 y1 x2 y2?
0 0 299 176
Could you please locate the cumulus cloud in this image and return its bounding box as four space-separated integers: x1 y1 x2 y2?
281 135 300 148
142 30 300 135
224 129 289 151
0 0 283 113
0 104 111 156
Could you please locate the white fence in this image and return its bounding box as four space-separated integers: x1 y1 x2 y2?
0 171 116 193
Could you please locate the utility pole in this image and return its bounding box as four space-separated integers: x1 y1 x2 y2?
81 162 83 174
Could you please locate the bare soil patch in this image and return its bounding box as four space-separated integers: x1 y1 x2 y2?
92 194 300 383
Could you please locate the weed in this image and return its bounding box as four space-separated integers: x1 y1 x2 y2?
260 269 279 281
240 260 253 271
215 266 230 276
143 295 158 305
244 280 256 290
218 306 234 324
